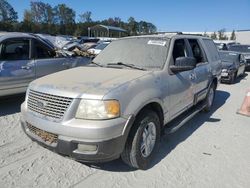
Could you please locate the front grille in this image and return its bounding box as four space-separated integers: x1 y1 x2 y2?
27 123 58 144
28 90 73 119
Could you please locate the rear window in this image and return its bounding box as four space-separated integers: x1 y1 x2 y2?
203 39 220 61
228 45 250 53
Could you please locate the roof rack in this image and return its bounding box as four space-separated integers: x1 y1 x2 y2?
180 33 203 36
156 31 183 35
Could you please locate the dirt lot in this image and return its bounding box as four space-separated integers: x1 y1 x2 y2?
0 74 250 188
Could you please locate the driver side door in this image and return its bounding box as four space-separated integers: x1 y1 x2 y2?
167 39 196 120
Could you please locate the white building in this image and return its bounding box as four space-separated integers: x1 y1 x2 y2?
235 30 250 45
183 30 250 45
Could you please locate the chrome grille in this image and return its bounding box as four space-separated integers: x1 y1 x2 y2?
28 90 73 119
27 123 58 144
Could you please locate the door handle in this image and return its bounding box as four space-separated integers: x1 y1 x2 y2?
21 66 31 70
189 73 196 80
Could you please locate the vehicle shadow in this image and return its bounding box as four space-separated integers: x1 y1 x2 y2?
235 72 248 84
87 90 230 172
0 94 25 116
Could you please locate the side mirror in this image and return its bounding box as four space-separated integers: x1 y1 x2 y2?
170 57 196 72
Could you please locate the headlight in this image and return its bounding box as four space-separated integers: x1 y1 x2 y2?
75 99 120 120
222 69 228 72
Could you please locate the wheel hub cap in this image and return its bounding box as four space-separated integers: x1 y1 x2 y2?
140 122 156 158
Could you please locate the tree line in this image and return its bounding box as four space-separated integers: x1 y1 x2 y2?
0 0 157 36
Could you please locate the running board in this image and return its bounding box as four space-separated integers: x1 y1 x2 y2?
164 102 206 134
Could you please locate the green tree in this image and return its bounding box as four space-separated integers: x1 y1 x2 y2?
79 11 92 23
29 1 55 33
230 30 236 40
218 29 228 40
127 17 138 35
210 32 217 40
0 0 18 31
203 31 209 37
0 0 18 22
53 4 75 34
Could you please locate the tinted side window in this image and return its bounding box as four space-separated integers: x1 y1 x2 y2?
172 39 188 64
203 39 220 61
0 39 30 61
188 39 205 63
34 41 54 59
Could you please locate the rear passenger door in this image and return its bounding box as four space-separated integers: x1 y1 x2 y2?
33 39 71 79
187 38 210 103
0 38 35 94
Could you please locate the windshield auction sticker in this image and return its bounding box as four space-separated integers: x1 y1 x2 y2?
148 40 166 46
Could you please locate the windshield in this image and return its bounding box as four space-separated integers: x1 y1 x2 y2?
93 37 169 70
228 45 250 53
95 43 109 50
219 51 239 62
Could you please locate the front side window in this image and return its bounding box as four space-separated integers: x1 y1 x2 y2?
172 39 188 64
34 40 54 59
0 39 30 61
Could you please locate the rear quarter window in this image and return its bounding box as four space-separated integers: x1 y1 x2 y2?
202 39 220 62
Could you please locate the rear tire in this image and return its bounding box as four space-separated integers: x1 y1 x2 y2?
203 83 215 112
230 72 236 84
121 110 161 170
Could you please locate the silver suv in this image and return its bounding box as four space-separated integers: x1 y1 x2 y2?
21 34 221 169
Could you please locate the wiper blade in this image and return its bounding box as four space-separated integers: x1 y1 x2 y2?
90 61 103 67
107 62 146 70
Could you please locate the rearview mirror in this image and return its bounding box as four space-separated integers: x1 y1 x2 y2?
170 57 196 72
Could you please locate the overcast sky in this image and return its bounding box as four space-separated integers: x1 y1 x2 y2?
8 0 250 32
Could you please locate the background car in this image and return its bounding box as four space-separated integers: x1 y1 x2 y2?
214 40 239 51
228 44 250 70
219 51 246 83
0 32 91 97
87 41 111 55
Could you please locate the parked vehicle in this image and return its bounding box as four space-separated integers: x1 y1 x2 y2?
228 44 250 70
87 41 111 55
214 40 239 51
21 34 221 169
219 51 246 83
0 32 91 97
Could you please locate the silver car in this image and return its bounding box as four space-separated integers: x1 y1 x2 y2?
21 34 221 169
0 32 90 97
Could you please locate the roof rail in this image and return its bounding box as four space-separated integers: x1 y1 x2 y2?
179 33 204 36
156 31 183 35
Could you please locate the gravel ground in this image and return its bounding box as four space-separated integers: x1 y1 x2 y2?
0 74 250 188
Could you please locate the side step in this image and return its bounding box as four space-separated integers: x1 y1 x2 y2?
164 102 206 134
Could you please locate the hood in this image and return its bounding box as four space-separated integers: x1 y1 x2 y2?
221 61 235 69
30 66 150 99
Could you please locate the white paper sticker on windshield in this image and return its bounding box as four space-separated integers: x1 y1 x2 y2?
229 53 237 56
148 40 166 46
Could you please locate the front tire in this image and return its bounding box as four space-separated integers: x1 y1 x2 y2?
230 72 236 84
121 110 161 170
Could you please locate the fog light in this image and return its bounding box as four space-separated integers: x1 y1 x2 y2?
77 144 97 152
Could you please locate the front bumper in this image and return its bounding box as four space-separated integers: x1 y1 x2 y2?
21 103 134 163
246 59 250 70
221 70 235 82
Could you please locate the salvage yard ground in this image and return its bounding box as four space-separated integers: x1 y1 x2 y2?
0 74 250 188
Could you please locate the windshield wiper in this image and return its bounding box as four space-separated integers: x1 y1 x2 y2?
90 61 103 67
107 62 146 71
